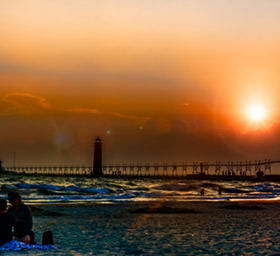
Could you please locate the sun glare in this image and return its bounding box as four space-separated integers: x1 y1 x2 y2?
246 104 267 122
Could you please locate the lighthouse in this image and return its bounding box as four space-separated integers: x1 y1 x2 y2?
93 137 103 177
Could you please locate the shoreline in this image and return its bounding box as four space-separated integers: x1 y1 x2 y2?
29 199 280 208
29 200 280 218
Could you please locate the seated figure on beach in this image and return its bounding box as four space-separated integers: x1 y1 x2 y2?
7 191 34 244
0 198 14 245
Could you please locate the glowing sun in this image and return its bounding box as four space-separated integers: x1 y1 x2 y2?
246 104 268 122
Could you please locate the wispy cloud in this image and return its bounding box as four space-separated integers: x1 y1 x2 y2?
67 107 100 114
67 107 151 123
104 111 151 122
1 92 52 115
0 92 151 123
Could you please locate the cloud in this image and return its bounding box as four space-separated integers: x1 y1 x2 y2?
1 93 52 115
67 107 151 123
0 92 151 123
67 107 100 114
3 92 51 108
105 111 151 122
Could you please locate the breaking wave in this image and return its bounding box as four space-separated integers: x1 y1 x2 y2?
1 175 280 204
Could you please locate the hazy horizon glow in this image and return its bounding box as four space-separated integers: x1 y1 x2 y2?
1 0 280 165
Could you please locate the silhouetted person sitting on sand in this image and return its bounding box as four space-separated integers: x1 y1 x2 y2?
0 199 14 245
7 191 34 244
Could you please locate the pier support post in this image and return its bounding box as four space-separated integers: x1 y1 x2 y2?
0 160 3 173
200 162 204 175
92 137 103 177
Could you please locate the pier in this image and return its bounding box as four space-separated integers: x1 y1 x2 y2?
1 160 278 179
1 137 279 180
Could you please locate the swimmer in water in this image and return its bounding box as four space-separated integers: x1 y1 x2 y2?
200 188 205 196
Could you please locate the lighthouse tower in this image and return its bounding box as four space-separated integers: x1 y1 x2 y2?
93 137 103 177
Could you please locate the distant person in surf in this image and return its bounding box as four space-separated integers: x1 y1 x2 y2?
7 191 35 244
218 186 222 196
200 188 205 196
0 199 14 245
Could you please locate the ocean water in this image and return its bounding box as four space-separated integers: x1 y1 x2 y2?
1 174 280 255
29 203 280 255
1 174 280 204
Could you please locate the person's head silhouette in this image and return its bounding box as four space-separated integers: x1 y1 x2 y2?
8 191 22 209
0 199 7 214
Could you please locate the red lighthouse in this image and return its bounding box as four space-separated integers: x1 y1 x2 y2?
93 137 103 177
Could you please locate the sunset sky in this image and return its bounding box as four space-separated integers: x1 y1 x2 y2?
1 0 280 165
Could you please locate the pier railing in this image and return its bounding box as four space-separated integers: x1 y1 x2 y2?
2 159 279 178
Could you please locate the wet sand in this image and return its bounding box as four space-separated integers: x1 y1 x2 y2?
16 201 280 255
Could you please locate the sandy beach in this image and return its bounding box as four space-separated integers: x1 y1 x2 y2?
9 201 278 255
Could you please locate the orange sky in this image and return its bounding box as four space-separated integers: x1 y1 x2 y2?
1 0 280 165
